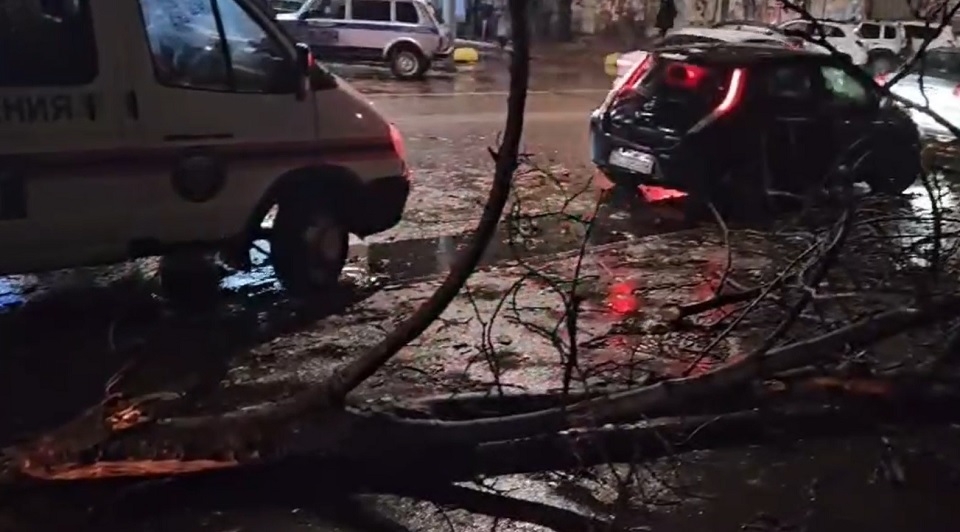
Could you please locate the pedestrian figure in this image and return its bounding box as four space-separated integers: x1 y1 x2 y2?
655 0 678 37
496 6 511 49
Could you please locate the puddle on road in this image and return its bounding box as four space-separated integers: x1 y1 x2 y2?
363 198 692 282
0 194 691 313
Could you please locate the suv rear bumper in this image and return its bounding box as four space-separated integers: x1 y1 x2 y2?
344 174 410 237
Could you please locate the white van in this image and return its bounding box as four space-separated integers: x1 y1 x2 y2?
0 0 411 295
276 0 453 80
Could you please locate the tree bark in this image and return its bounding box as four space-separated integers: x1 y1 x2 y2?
557 0 574 42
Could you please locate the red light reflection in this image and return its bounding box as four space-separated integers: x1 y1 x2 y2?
639 185 687 202
607 280 639 315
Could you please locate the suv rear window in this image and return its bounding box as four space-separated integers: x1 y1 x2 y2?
615 58 730 133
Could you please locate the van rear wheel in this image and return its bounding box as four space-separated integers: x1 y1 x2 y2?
270 195 348 297
389 46 428 80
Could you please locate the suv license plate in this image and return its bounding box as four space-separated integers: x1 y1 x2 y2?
609 148 654 175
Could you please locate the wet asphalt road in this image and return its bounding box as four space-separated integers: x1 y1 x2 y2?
3 59 960 531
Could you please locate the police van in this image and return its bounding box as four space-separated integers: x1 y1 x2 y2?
276 0 453 80
0 0 411 296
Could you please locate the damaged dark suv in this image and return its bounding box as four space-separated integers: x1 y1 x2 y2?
590 44 922 207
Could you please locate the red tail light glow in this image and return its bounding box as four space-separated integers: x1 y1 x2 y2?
714 67 747 115
953 84 960 97
663 62 710 90
388 123 410 179
614 54 655 98
688 67 748 132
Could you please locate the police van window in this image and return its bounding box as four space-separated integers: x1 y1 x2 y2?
883 25 897 39
0 0 98 87
395 1 420 23
138 0 294 94
306 0 345 19
353 0 391 21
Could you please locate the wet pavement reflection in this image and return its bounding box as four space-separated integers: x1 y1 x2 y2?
3 57 960 531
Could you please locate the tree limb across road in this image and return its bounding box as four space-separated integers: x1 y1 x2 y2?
4 1 960 530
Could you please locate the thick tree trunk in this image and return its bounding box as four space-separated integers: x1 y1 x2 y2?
557 0 574 42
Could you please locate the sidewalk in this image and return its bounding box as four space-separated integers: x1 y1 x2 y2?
453 35 627 66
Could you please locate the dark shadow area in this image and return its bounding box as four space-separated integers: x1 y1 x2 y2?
0 266 379 448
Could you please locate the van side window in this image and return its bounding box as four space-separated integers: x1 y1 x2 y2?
216 0 291 92
353 0 391 21
395 1 420 23
857 23 880 39
306 0 345 19
883 25 897 39
138 0 294 94
0 0 98 87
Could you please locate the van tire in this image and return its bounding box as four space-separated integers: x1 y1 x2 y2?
389 45 428 80
270 195 348 297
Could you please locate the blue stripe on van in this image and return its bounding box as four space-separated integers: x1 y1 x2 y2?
323 20 439 35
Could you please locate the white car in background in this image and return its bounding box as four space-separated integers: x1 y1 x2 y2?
880 47 960 141
613 27 805 80
855 20 957 74
775 18 870 67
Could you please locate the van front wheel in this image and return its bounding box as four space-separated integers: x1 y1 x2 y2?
270 196 348 297
389 46 428 80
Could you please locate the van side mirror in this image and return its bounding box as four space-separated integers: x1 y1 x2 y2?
295 43 312 74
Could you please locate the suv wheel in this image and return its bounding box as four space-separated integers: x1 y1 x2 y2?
389 46 429 80
270 195 348 296
862 149 921 195
866 167 920 195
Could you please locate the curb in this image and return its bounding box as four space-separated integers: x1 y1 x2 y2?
453 47 480 63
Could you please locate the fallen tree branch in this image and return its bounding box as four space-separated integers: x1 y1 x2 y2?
405 484 608 532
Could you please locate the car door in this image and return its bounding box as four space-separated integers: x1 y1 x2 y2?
817 64 887 171
344 0 395 61
0 0 133 273
125 0 318 244
758 61 833 193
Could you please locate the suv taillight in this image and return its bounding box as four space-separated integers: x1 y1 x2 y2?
688 67 748 133
614 54 655 97
599 54 654 112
